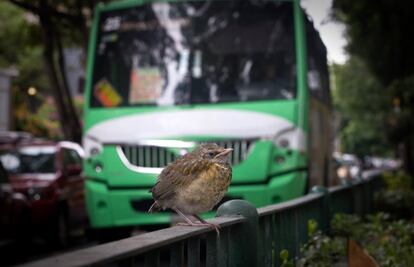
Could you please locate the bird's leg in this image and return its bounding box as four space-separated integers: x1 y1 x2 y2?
192 214 209 224
172 208 220 235
173 209 220 235
172 208 199 226
193 214 220 236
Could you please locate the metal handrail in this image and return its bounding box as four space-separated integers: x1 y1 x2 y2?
18 168 389 267
258 193 323 216
19 217 244 267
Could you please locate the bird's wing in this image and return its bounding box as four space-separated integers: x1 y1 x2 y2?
150 157 212 201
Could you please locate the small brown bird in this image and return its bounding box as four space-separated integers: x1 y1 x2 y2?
148 143 232 233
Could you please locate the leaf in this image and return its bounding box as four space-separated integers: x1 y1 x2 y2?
280 249 289 261
308 219 318 237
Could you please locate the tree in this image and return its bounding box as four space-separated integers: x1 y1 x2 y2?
7 0 82 142
0 2 54 135
6 0 109 142
333 0 414 174
332 57 392 157
332 0 414 85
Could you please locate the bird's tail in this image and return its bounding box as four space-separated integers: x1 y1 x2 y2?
148 201 161 213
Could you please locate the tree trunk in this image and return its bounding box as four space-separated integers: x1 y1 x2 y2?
39 0 76 141
75 0 89 51
56 30 82 142
9 0 90 143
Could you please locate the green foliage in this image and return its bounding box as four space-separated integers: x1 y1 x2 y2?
0 2 45 83
307 219 318 237
13 46 49 91
374 171 414 219
330 213 362 237
279 249 294 267
386 76 414 145
332 0 414 86
13 92 62 139
332 0 414 174
331 213 414 267
299 213 414 266
0 1 51 135
332 58 393 156
333 0 414 85
0 2 32 67
298 219 347 267
1 1 91 140
383 171 412 191
12 93 84 140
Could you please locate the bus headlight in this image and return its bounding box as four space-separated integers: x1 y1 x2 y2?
83 135 103 158
270 126 295 149
277 138 290 149
270 127 307 153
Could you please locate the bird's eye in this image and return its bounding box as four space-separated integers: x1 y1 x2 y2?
208 152 216 158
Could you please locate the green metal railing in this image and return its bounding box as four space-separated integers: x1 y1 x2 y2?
20 169 386 267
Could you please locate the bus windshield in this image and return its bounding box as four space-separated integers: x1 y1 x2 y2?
91 1 296 108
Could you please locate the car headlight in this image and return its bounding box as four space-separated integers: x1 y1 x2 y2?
27 186 53 201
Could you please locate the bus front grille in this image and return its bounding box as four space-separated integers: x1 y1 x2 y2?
120 145 179 168
118 139 255 169
212 139 255 165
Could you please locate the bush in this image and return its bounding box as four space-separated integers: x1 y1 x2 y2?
299 213 414 266
297 220 346 267
332 213 414 267
374 171 414 219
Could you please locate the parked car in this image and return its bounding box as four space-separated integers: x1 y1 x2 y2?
333 152 363 182
0 131 33 145
0 139 86 246
0 160 29 242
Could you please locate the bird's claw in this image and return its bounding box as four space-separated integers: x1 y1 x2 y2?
176 222 220 236
209 223 220 236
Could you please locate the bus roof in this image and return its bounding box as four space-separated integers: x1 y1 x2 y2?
97 0 297 12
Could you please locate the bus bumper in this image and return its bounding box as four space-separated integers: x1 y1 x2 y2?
85 171 306 228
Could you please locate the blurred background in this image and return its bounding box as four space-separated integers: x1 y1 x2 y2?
0 0 413 265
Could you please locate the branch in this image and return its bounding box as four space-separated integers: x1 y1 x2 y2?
47 7 83 25
8 0 40 14
9 0 83 26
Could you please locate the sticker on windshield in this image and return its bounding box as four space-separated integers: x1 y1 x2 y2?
129 67 163 104
103 16 121 32
94 79 122 107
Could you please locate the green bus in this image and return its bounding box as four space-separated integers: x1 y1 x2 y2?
83 0 334 235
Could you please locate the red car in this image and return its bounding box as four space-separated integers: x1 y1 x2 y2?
0 139 86 246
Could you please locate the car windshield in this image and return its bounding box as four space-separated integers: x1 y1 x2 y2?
0 146 56 174
91 0 296 108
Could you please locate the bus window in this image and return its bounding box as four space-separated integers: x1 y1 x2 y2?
90 1 296 108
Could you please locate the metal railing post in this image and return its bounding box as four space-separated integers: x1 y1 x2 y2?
310 186 330 232
216 200 259 267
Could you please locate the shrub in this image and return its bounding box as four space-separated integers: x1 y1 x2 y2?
299 213 414 266
374 171 414 219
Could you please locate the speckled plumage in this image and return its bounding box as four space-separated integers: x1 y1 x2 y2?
149 143 232 216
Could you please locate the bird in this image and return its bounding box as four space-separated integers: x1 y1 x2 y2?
148 143 233 234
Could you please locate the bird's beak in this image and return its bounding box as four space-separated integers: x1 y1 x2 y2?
215 148 233 158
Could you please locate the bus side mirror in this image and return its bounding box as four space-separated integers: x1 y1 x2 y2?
57 141 86 159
